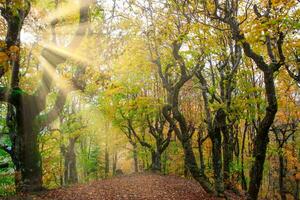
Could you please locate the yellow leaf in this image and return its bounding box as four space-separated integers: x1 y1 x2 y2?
0 52 9 63
9 45 19 53
0 41 6 48
295 172 300 181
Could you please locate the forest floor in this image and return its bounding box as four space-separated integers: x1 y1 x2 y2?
2 173 245 200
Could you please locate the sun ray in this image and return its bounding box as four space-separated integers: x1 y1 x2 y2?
39 42 93 66
44 1 80 24
38 55 75 96
38 53 106 135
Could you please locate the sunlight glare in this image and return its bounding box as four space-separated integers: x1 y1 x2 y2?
39 42 92 65
45 0 80 23
38 55 75 95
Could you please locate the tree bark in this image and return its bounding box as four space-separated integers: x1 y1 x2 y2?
104 143 109 178
182 138 212 190
133 144 138 173
112 152 117 175
248 70 277 200
241 122 248 190
279 153 286 200
151 151 161 172
221 115 233 189
162 152 168 174
295 179 299 200
211 109 226 195
63 138 78 185
163 105 214 194
197 132 206 177
13 95 42 192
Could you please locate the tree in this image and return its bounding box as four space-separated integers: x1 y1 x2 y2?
208 0 298 199
271 70 300 199
0 0 89 192
143 1 214 191
144 113 173 172
59 98 86 185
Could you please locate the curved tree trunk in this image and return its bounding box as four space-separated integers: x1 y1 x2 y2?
181 138 213 193
248 71 277 200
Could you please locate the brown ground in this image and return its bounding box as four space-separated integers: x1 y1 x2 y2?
2 173 245 200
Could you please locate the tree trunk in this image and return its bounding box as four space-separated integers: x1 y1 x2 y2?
279 153 286 200
241 123 248 190
64 138 78 185
198 142 205 177
151 151 161 172
248 70 277 200
162 152 168 174
295 180 299 200
133 144 138 173
210 131 224 195
197 132 206 177
104 144 109 177
59 149 63 186
182 139 213 193
13 96 42 192
162 104 213 193
197 72 224 195
17 131 42 192
248 127 270 200
3 4 38 192
112 152 117 175
222 126 233 189
210 109 226 195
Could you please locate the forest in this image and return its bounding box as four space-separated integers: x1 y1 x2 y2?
0 0 299 199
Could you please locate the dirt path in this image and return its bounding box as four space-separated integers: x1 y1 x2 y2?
3 173 244 200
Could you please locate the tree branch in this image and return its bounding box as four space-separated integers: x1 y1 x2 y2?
37 90 67 130
285 65 300 84
162 105 182 141
154 58 172 92
34 0 90 111
128 119 153 151
161 125 173 152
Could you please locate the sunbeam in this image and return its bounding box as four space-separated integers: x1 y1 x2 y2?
38 55 75 95
44 1 80 24
39 42 92 65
